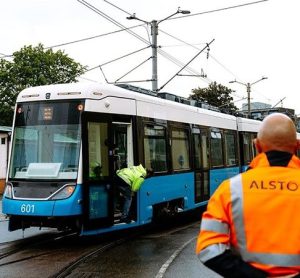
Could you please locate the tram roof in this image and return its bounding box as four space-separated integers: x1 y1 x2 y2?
17 82 238 129
236 117 261 133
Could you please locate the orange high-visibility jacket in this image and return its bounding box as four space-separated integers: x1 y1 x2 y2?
196 151 300 276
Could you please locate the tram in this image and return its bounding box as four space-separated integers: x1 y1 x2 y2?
2 82 260 235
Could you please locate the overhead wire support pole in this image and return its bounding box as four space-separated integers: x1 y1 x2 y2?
229 76 268 118
157 39 215 92
151 20 158 91
127 7 191 92
80 2 204 86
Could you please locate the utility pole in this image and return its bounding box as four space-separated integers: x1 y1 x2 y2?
151 20 158 91
127 8 190 92
229 77 268 118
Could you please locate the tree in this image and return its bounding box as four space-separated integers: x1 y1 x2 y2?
0 44 86 126
189 81 238 115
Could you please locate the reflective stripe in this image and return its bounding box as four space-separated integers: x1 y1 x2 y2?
229 174 300 267
247 253 300 267
197 243 229 262
230 174 246 256
201 219 229 235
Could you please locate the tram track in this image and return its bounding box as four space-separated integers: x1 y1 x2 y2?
53 236 131 278
0 226 145 278
0 231 77 265
0 212 202 277
51 213 201 278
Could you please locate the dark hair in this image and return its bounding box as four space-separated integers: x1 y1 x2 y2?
146 168 154 176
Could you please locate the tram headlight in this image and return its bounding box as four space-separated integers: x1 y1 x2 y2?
50 184 76 200
4 182 13 199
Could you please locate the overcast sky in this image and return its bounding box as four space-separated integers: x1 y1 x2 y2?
2 0 300 113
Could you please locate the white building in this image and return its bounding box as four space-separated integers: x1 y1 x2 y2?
0 126 11 194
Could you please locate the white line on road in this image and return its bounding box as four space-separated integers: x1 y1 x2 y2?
155 236 197 278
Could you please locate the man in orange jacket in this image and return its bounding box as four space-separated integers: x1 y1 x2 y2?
196 113 300 278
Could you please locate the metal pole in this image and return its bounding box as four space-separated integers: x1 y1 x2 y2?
246 83 251 118
151 20 158 91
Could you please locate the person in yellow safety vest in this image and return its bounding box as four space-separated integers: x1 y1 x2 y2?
196 113 300 278
115 164 153 223
90 162 102 179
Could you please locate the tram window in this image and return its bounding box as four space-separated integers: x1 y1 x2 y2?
250 134 257 159
243 133 251 164
210 131 224 167
88 122 109 179
224 132 237 166
144 125 167 172
193 129 209 169
201 132 209 169
203 171 209 199
194 171 210 203
171 129 190 170
193 134 202 169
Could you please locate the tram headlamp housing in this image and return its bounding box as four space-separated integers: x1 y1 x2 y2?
49 184 76 200
4 182 13 199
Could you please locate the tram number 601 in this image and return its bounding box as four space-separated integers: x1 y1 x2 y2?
21 204 35 213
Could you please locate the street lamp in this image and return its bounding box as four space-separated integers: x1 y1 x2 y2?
127 7 191 91
229 76 268 118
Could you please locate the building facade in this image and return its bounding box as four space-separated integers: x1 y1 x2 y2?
0 126 11 194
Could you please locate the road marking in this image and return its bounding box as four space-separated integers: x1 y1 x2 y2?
155 236 196 278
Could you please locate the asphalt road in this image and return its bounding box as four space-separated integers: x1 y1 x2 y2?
0 197 221 277
61 220 221 278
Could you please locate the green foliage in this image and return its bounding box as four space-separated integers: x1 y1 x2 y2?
189 81 238 114
0 44 86 126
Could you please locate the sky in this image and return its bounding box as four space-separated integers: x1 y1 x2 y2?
1 0 300 113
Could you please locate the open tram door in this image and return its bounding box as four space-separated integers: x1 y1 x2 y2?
81 113 133 230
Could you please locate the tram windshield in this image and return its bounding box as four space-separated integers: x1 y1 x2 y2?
9 101 83 180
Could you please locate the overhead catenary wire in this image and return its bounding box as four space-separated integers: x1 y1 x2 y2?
1 0 270 103
2 0 268 62
102 0 132 16
158 39 215 92
158 29 212 83
85 45 151 73
114 56 152 83
77 0 151 46
102 0 267 77
95 0 268 91
160 29 242 81
77 76 98 83
46 24 145 49
158 29 254 101
77 0 207 81
169 0 269 21
75 0 269 89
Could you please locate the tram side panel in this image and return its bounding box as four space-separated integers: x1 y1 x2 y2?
138 173 195 224
136 98 241 221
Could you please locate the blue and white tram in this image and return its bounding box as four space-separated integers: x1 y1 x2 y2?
237 117 261 172
2 83 260 235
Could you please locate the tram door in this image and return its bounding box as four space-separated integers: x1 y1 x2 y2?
193 127 210 203
82 116 133 230
112 122 134 171
111 122 134 220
